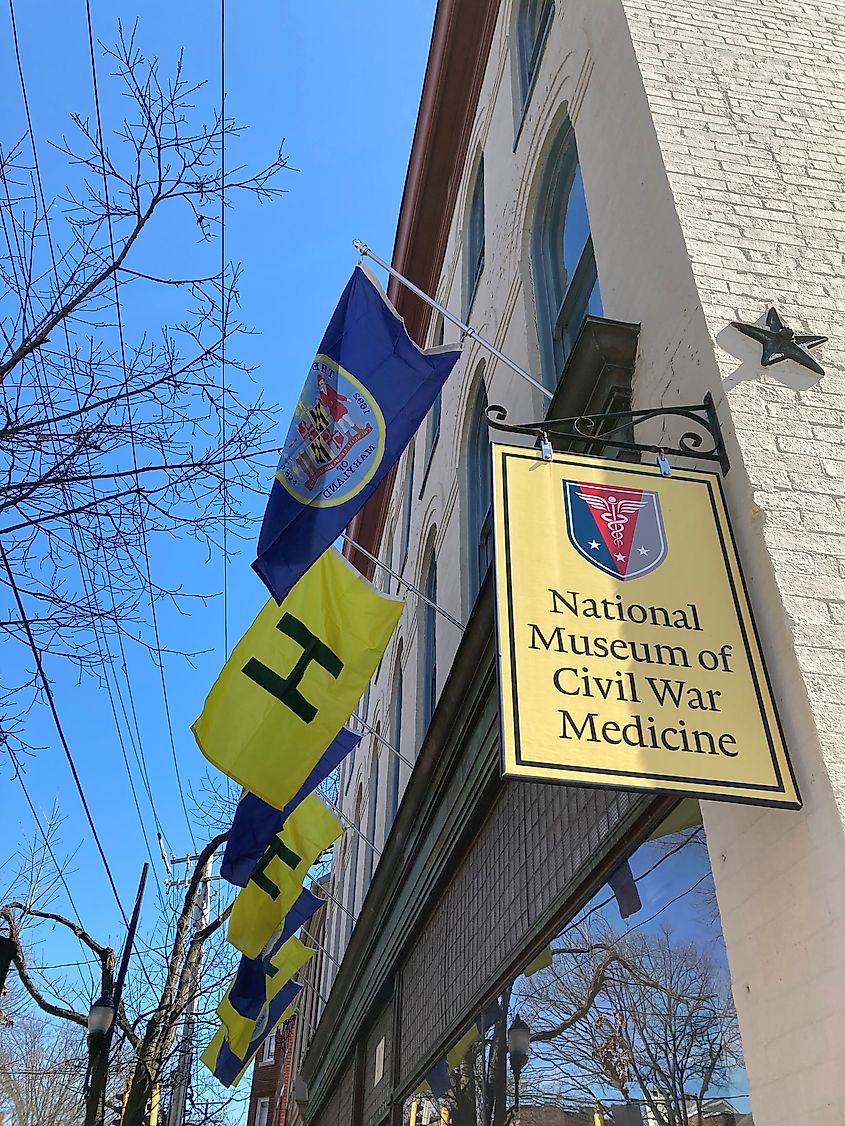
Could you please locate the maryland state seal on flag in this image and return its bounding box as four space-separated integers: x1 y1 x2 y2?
252 264 461 605
563 480 667 580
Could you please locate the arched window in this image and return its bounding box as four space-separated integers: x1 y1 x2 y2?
399 446 415 571
467 372 493 603
365 739 380 883
421 545 438 733
532 120 602 389
425 315 445 466
516 0 554 109
382 528 394 594
387 651 403 821
466 159 485 314
346 786 363 929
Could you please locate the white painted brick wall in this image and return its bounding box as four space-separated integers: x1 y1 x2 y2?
620 2 845 1121
321 4 845 1120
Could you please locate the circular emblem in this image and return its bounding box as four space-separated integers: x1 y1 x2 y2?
276 354 386 508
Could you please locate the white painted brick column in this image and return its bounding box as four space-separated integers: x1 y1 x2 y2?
619 1 845 1121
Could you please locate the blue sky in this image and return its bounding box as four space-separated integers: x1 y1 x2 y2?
1 0 435 998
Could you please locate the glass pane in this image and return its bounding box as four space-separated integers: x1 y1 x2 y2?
413 806 752 1126
587 275 603 317
561 166 590 293
512 806 752 1125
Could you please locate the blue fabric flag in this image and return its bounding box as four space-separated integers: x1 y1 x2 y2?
221 726 361 886
426 1059 450 1099
252 264 462 604
229 887 324 1022
212 978 304 1087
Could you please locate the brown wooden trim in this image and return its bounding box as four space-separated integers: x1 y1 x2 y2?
344 0 501 581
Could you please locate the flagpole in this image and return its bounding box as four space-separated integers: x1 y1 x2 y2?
350 712 415 770
311 878 356 924
323 795 382 859
352 240 554 401
342 533 464 631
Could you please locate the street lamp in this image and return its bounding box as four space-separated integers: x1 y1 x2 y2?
507 1015 531 1116
86 992 117 1126
87 993 116 1039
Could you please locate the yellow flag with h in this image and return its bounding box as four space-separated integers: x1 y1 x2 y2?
192 547 403 810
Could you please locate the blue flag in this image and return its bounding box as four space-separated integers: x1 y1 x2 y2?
253 264 462 604
209 978 304 1088
221 726 361 886
229 887 324 1022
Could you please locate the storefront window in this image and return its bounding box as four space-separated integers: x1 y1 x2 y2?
405 802 752 1126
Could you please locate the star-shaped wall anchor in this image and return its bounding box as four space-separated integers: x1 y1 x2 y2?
731 307 827 376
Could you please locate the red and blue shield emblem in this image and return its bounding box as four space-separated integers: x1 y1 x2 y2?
563 480 667 580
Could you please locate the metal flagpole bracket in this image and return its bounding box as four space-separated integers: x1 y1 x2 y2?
485 390 730 476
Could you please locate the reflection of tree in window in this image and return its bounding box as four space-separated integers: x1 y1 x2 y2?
424 805 752 1126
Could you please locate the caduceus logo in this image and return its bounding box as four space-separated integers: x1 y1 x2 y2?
563 480 667 581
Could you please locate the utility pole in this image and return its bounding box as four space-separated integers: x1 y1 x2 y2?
165 852 222 1126
85 864 148 1126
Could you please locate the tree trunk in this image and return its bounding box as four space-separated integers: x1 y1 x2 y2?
122 1058 155 1126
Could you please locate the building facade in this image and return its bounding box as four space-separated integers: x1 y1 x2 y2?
292 1 845 1124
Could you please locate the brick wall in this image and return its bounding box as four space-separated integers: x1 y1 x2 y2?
617 2 845 1122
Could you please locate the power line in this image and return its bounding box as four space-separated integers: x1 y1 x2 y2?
4 0 172 902
0 541 129 925
7 751 97 993
81 0 197 852
221 0 229 661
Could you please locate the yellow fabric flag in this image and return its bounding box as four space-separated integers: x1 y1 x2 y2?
446 1024 481 1070
227 794 341 958
523 945 553 977
200 1004 296 1089
217 935 313 1058
192 547 403 809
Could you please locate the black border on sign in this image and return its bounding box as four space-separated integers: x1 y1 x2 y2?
495 447 801 809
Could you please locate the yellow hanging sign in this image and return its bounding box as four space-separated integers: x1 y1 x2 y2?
492 445 800 808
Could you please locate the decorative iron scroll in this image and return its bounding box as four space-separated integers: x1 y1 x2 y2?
485 390 730 475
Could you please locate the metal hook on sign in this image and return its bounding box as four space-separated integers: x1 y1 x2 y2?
657 448 672 476
540 431 553 461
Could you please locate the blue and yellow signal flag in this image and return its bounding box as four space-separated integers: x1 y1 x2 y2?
201 977 303 1088
217 886 324 1055
221 727 361 887
218 934 314 1057
227 793 340 958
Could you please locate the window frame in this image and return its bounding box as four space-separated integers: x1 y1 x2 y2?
516 0 555 113
532 120 601 391
421 548 438 733
465 159 486 316
254 1096 270 1126
365 742 380 882
260 1034 275 1066
388 652 403 821
399 446 416 573
466 374 493 606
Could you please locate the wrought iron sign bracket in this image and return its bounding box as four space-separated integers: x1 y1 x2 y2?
486 390 730 476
